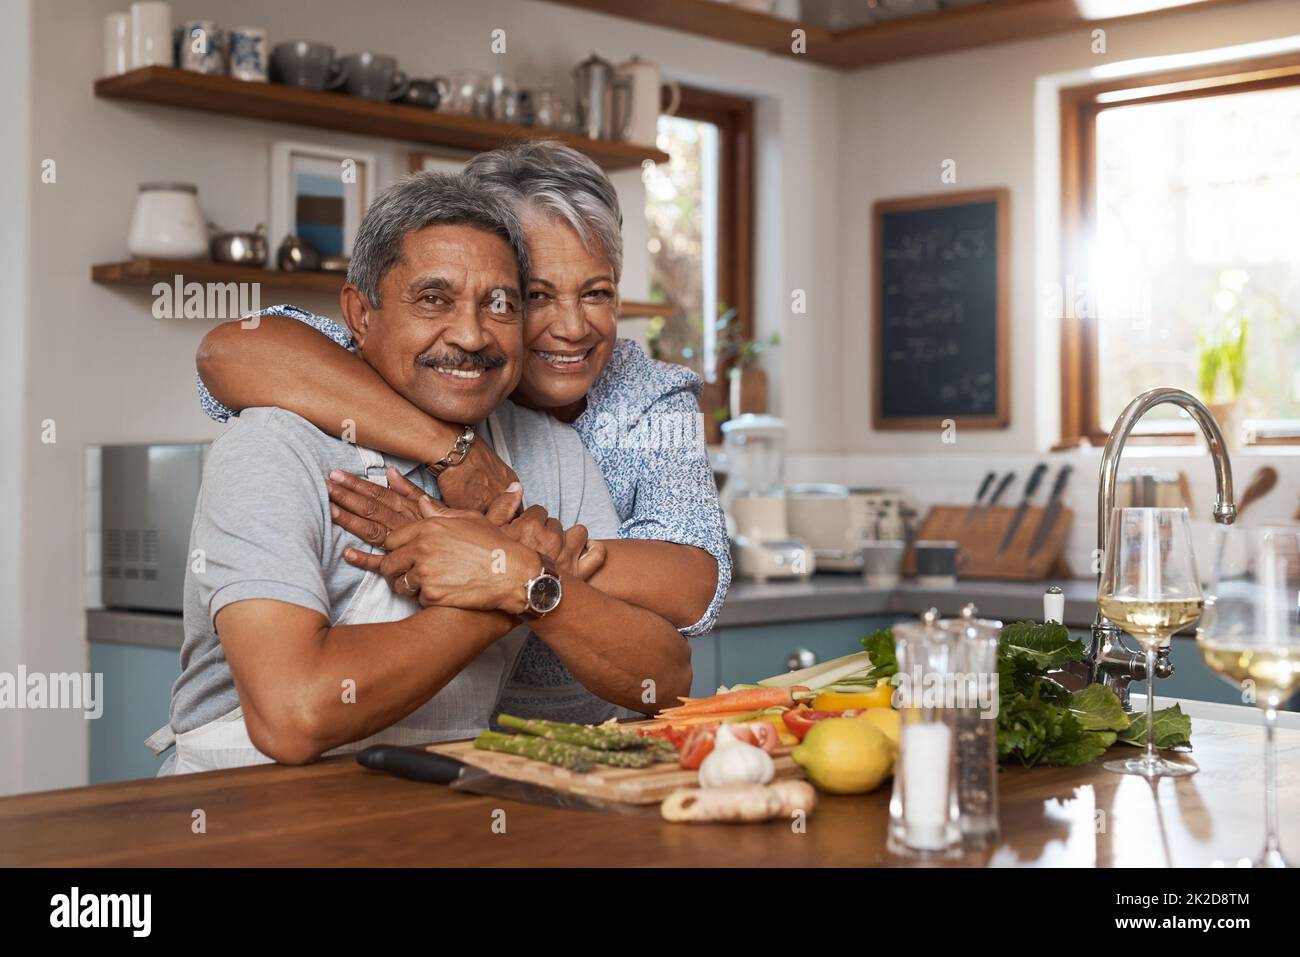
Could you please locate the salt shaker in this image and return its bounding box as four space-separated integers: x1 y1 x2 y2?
888 608 961 857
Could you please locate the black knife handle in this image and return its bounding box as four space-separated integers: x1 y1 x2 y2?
1046 464 1073 501
355 745 464 784
973 470 997 505
988 472 1016 506
1023 463 1050 500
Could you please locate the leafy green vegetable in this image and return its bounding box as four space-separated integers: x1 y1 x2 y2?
1000 620 1085 671
1070 683 1131 733
1118 704 1193 749
860 628 898 683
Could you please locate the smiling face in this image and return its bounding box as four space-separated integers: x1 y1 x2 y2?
510 217 619 419
341 223 524 426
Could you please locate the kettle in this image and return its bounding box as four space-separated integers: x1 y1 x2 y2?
616 55 680 147
573 52 632 141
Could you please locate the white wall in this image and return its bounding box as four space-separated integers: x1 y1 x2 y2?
12 0 843 793
836 0 1300 454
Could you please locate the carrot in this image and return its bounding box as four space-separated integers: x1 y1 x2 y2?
656 686 801 718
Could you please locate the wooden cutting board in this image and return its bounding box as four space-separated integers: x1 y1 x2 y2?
427 731 805 806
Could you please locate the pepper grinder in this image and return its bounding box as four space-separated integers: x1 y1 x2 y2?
952 603 1000 847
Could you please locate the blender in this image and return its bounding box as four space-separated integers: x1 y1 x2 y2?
719 415 815 582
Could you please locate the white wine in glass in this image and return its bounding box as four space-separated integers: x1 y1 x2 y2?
1197 525 1300 868
1098 507 1202 778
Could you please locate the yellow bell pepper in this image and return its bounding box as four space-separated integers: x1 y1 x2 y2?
810 685 894 712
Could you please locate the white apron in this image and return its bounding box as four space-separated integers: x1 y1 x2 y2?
147 415 530 774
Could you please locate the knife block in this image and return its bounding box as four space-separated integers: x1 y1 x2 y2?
909 504 1074 581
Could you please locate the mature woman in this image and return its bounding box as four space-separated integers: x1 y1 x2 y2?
195 140 730 721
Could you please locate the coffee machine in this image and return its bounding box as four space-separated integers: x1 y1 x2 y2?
719 415 814 582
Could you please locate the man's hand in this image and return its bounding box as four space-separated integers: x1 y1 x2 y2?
342 495 537 613
436 439 519 513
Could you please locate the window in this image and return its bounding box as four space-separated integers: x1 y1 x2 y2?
643 88 754 404
1060 54 1300 444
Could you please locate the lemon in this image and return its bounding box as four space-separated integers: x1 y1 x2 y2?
792 717 894 795
858 707 900 748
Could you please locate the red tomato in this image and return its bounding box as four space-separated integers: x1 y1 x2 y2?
729 721 779 752
780 708 859 741
678 725 717 770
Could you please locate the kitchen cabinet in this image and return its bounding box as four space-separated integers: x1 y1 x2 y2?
88 641 178 784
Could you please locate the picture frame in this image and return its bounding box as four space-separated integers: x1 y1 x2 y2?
268 140 378 269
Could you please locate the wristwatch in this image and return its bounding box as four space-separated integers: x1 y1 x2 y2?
521 554 563 619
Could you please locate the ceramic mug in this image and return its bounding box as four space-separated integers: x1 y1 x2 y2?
228 26 268 82
913 540 968 588
270 41 348 90
179 20 224 75
340 53 409 102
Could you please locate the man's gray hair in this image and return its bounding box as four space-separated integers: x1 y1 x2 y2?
346 171 530 308
465 140 624 283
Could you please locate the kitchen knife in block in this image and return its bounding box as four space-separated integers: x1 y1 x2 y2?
961 471 998 527
1027 465 1073 560
912 502 1073 580
996 463 1048 557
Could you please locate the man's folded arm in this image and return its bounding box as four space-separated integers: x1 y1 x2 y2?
216 598 517 764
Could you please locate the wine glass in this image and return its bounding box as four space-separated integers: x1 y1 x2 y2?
1197 525 1300 867
1098 507 1203 778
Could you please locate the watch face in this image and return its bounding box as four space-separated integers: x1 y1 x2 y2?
528 574 562 614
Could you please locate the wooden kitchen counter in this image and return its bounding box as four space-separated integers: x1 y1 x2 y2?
2 717 1296 867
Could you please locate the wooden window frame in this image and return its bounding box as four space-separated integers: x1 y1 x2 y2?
1059 51 1300 447
670 85 755 372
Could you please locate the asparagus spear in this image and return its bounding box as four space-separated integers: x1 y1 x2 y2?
496 713 674 753
475 732 661 770
474 731 595 773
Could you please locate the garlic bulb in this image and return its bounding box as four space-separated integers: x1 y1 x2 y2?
698 724 775 788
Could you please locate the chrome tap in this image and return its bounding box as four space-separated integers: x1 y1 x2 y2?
1079 387 1236 708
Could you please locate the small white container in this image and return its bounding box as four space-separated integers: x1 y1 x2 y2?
130 1 173 68
104 12 131 76
127 182 207 259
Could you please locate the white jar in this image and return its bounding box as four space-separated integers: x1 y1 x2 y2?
104 12 131 76
130 2 174 68
127 182 208 259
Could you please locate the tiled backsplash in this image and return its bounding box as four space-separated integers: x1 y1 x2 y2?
789 447 1300 579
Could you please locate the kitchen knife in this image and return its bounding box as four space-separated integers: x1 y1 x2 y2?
355 745 653 816
960 470 998 527
996 463 1049 557
982 471 1017 519
1026 464 1073 561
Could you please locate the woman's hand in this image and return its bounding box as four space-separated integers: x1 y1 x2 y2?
343 495 537 613
436 440 520 514
328 467 524 547
498 506 606 580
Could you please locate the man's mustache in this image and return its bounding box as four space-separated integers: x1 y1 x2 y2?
415 348 508 371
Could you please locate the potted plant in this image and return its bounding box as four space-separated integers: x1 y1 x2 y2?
1197 315 1247 447
715 305 780 424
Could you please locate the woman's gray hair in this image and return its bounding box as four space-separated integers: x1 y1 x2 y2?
465 140 624 283
346 170 531 308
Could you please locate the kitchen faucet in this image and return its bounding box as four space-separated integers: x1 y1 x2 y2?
1070 387 1236 708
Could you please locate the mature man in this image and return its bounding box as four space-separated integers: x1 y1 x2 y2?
150 172 690 773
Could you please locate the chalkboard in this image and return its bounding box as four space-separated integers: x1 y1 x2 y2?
872 189 1009 430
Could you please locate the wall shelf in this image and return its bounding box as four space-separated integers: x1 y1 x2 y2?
93 67 669 170
91 258 675 319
